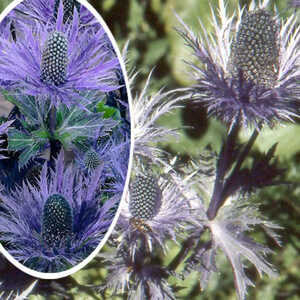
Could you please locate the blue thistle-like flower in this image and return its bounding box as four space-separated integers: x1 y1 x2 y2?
117 166 191 258
0 1 120 107
99 247 176 300
83 149 102 171
177 0 300 128
41 194 73 247
129 174 162 221
75 128 126 174
0 150 119 272
12 0 96 28
40 31 68 86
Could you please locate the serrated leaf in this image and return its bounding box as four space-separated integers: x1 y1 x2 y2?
2 91 51 129
17 142 41 169
54 104 118 149
7 129 48 168
7 129 34 150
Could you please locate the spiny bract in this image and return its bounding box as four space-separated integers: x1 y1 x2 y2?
54 0 81 23
231 9 280 88
42 194 73 247
40 31 68 86
129 175 161 220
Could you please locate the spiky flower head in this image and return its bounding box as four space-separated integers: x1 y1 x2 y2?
116 165 191 258
98 247 176 300
40 31 68 86
11 0 97 30
129 174 161 220
42 194 73 247
0 2 120 107
230 9 280 88
177 0 300 128
0 150 119 272
83 149 102 171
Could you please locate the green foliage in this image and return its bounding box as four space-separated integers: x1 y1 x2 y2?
2 91 51 128
96 100 121 119
2 90 119 167
54 102 118 149
7 128 48 169
3 92 51 168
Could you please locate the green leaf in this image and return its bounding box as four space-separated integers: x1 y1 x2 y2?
32 129 50 139
7 130 34 151
7 128 48 168
18 143 41 169
2 92 51 129
96 101 120 119
54 104 118 149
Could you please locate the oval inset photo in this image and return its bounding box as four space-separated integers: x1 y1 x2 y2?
0 0 131 278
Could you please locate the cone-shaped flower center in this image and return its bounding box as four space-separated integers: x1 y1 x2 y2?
84 150 102 171
40 31 68 86
42 194 73 247
231 9 280 87
54 0 81 23
129 175 161 220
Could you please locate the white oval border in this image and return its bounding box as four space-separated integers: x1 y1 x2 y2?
0 0 134 280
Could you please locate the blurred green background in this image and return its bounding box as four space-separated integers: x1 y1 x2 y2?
0 0 299 299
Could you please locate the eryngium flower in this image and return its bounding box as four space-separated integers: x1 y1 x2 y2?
177 0 300 128
41 194 73 247
99 248 176 300
230 9 280 88
0 2 119 107
0 150 118 272
13 0 96 28
117 169 191 257
83 149 102 171
40 31 68 86
129 174 162 220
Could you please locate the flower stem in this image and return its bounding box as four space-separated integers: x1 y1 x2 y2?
230 128 260 179
221 126 260 200
207 125 260 220
49 106 61 161
168 229 205 271
206 120 240 220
